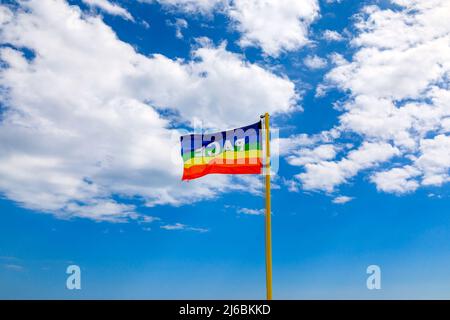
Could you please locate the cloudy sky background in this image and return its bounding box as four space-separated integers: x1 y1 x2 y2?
0 0 449 298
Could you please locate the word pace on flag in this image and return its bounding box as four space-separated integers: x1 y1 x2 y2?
180 121 263 180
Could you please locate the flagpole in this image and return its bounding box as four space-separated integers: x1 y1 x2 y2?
263 112 273 300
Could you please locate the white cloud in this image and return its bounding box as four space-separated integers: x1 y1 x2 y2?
285 0 450 194
297 142 399 192
276 129 341 157
228 0 320 56
138 215 161 223
166 18 188 39
148 0 320 57
0 6 13 25
82 0 134 21
160 223 185 230
415 134 450 186
161 42 297 128
283 178 300 193
328 52 347 66
0 0 296 221
322 30 344 41
141 20 150 29
2 264 25 272
276 134 316 156
371 166 420 194
160 223 209 232
146 0 226 14
303 55 327 70
237 207 265 215
332 195 353 204
287 144 336 166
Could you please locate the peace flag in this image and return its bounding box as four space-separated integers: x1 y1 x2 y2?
180 121 263 180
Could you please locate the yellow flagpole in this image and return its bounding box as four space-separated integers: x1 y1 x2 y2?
263 112 273 300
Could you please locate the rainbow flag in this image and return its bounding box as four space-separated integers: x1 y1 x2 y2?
180 121 263 180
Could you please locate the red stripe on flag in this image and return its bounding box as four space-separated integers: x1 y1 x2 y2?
182 158 262 180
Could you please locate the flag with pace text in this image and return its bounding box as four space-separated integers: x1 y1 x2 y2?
180 121 263 180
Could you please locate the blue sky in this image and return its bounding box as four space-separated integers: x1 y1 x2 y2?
0 0 449 299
